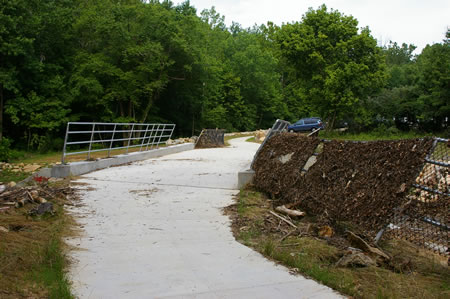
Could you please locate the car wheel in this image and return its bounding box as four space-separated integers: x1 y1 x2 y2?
311 127 317 132
289 129 294 133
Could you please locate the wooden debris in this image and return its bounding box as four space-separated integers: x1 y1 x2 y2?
280 228 297 242
275 205 305 218
346 231 390 261
269 210 297 228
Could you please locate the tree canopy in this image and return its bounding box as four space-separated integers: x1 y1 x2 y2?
0 1 448 152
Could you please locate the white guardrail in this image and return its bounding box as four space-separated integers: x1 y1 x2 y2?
61 122 175 163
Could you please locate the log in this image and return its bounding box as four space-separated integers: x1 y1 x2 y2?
275 205 305 218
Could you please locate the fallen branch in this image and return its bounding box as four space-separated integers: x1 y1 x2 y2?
275 205 305 218
269 211 297 228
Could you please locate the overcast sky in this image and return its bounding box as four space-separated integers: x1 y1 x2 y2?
185 0 449 53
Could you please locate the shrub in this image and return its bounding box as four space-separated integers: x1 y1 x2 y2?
0 138 12 162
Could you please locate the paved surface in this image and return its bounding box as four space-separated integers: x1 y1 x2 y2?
68 137 342 298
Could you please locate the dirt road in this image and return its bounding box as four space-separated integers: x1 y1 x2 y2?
68 137 341 298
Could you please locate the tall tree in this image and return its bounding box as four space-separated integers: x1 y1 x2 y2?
1 0 74 148
416 38 450 130
276 5 386 128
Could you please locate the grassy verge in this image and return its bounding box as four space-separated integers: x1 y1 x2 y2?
319 130 434 141
0 182 74 298
245 137 262 144
225 188 449 299
0 169 30 183
10 145 169 165
224 133 254 146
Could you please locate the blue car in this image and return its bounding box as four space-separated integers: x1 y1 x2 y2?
287 117 324 132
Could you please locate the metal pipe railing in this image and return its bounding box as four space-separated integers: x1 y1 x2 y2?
61 122 176 163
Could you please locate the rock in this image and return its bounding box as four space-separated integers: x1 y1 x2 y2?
7 181 16 188
0 185 5 193
30 202 54 216
166 139 175 145
254 130 268 142
23 164 41 173
346 231 390 262
336 253 376 267
319 225 334 238
0 226 9 233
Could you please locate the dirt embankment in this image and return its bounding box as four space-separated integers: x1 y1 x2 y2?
253 134 434 237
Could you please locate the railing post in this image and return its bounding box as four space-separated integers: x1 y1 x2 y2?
87 123 96 160
126 123 135 154
145 124 156 151
150 124 160 150
155 124 166 149
167 125 175 145
108 124 117 157
61 123 70 164
140 124 150 152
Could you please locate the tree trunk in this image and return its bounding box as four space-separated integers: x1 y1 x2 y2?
326 110 337 132
140 92 158 124
0 84 3 141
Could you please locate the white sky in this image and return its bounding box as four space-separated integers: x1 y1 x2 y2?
185 0 449 53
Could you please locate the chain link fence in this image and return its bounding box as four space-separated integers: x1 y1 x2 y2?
387 138 449 255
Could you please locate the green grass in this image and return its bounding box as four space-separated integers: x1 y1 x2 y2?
245 137 261 144
32 237 73 299
224 133 254 146
0 186 74 298
0 169 30 183
319 130 433 141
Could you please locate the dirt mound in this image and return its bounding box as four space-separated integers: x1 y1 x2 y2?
253 134 320 199
253 134 434 237
195 129 225 148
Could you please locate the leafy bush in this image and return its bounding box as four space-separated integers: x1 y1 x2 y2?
37 135 65 153
0 138 12 162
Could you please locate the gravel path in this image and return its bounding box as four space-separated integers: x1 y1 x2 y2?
68 137 341 298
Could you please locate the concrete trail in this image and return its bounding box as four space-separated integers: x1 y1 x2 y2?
68 137 341 298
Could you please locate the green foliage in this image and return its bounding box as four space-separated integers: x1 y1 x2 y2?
0 1 448 153
276 5 387 128
0 168 29 182
0 137 11 162
416 42 450 129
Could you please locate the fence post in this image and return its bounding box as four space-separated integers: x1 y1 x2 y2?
61 123 70 164
145 124 156 151
140 124 150 152
155 124 166 149
126 123 135 154
167 124 175 145
108 124 117 158
87 123 95 160
150 124 160 150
